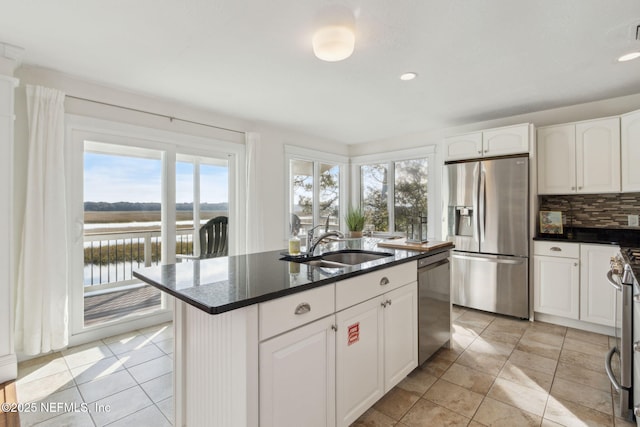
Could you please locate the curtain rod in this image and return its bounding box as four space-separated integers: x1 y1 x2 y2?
65 95 246 135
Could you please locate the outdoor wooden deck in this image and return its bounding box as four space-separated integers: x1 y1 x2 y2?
84 285 161 327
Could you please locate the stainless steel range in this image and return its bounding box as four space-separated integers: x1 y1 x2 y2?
606 254 633 420
608 248 640 423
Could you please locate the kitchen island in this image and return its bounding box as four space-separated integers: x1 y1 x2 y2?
134 238 452 427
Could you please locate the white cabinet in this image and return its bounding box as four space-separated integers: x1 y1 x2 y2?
336 282 417 427
260 315 336 427
335 296 383 427
533 241 620 329
621 108 640 192
537 117 621 194
533 242 580 319
383 284 418 389
537 125 576 194
579 244 620 327
444 124 530 161
259 285 336 427
444 132 482 161
259 261 418 427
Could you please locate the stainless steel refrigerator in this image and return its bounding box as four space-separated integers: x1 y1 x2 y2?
444 156 529 318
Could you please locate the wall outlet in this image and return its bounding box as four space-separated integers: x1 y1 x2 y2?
629 214 640 227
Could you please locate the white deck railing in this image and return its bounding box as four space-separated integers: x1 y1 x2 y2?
83 228 194 287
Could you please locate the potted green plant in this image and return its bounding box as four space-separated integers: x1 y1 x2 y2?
345 206 366 238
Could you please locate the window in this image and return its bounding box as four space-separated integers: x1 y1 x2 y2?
354 147 436 237
68 115 244 340
286 146 348 245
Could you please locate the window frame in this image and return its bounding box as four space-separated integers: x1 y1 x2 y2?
350 146 440 238
66 114 245 345
284 145 349 240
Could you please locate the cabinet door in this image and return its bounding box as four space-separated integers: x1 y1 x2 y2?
335 297 384 427
533 255 579 319
537 125 576 194
482 124 529 157
621 109 640 192
260 315 336 427
579 244 620 327
576 117 621 193
444 132 482 161
383 283 418 391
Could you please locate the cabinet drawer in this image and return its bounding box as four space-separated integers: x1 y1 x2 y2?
259 284 335 341
336 262 416 312
533 241 579 258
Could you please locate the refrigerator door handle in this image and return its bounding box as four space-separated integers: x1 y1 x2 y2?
478 168 486 243
472 163 480 243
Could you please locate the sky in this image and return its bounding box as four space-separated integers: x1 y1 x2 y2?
84 152 229 204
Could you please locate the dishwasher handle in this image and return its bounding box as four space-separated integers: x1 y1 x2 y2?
418 258 449 271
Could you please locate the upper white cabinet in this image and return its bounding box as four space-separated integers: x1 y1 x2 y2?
537 117 621 194
621 108 640 192
444 124 530 161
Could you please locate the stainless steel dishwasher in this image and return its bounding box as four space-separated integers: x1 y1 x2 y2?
418 251 451 365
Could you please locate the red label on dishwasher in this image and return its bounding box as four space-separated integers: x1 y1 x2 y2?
348 323 360 345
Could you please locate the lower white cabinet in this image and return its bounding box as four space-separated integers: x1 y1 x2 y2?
335 283 417 427
260 315 336 427
534 255 580 319
579 244 619 327
533 241 619 328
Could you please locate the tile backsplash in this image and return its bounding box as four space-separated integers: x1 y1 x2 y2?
538 193 640 229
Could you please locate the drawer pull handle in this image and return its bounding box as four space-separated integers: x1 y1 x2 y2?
294 303 311 315
550 247 562 252
380 277 390 286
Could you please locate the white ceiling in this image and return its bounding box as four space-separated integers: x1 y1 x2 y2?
1 1 640 144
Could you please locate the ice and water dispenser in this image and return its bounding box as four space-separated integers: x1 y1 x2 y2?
449 206 474 237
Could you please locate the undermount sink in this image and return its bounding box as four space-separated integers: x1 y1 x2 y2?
288 249 393 268
320 250 393 265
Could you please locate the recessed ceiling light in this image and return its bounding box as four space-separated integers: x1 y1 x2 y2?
400 72 417 81
617 51 640 62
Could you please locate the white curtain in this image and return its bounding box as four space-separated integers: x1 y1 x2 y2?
245 132 264 254
15 85 69 355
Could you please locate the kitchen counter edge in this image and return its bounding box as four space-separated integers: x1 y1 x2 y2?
133 244 452 316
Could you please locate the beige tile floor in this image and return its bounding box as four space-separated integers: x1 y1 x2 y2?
12 308 635 427
353 305 634 427
14 323 174 427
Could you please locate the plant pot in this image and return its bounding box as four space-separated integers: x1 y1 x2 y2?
349 231 363 238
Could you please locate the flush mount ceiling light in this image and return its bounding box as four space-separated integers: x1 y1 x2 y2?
312 5 356 62
618 51 640 62
400 72 418 81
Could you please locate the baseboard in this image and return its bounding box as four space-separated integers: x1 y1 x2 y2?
0 353 17 383
534 312 615 336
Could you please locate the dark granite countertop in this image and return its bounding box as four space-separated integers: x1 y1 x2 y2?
133 238 452 315
534 227 640 247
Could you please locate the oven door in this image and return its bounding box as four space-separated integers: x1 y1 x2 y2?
605 269 633 420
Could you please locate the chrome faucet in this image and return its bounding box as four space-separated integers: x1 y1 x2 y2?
307 215 332 248
308 231 344 255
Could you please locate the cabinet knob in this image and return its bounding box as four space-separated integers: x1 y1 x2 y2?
331 324 338 332
477 150 482 154
578 186 582 190
634 405 640 418
574 262 578 267
571 187 575 190
294 302 311 315
380 277 390 286
483 149 488 153
634 341 640 353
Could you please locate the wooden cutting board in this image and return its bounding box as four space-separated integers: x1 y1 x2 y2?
376 239 453 252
